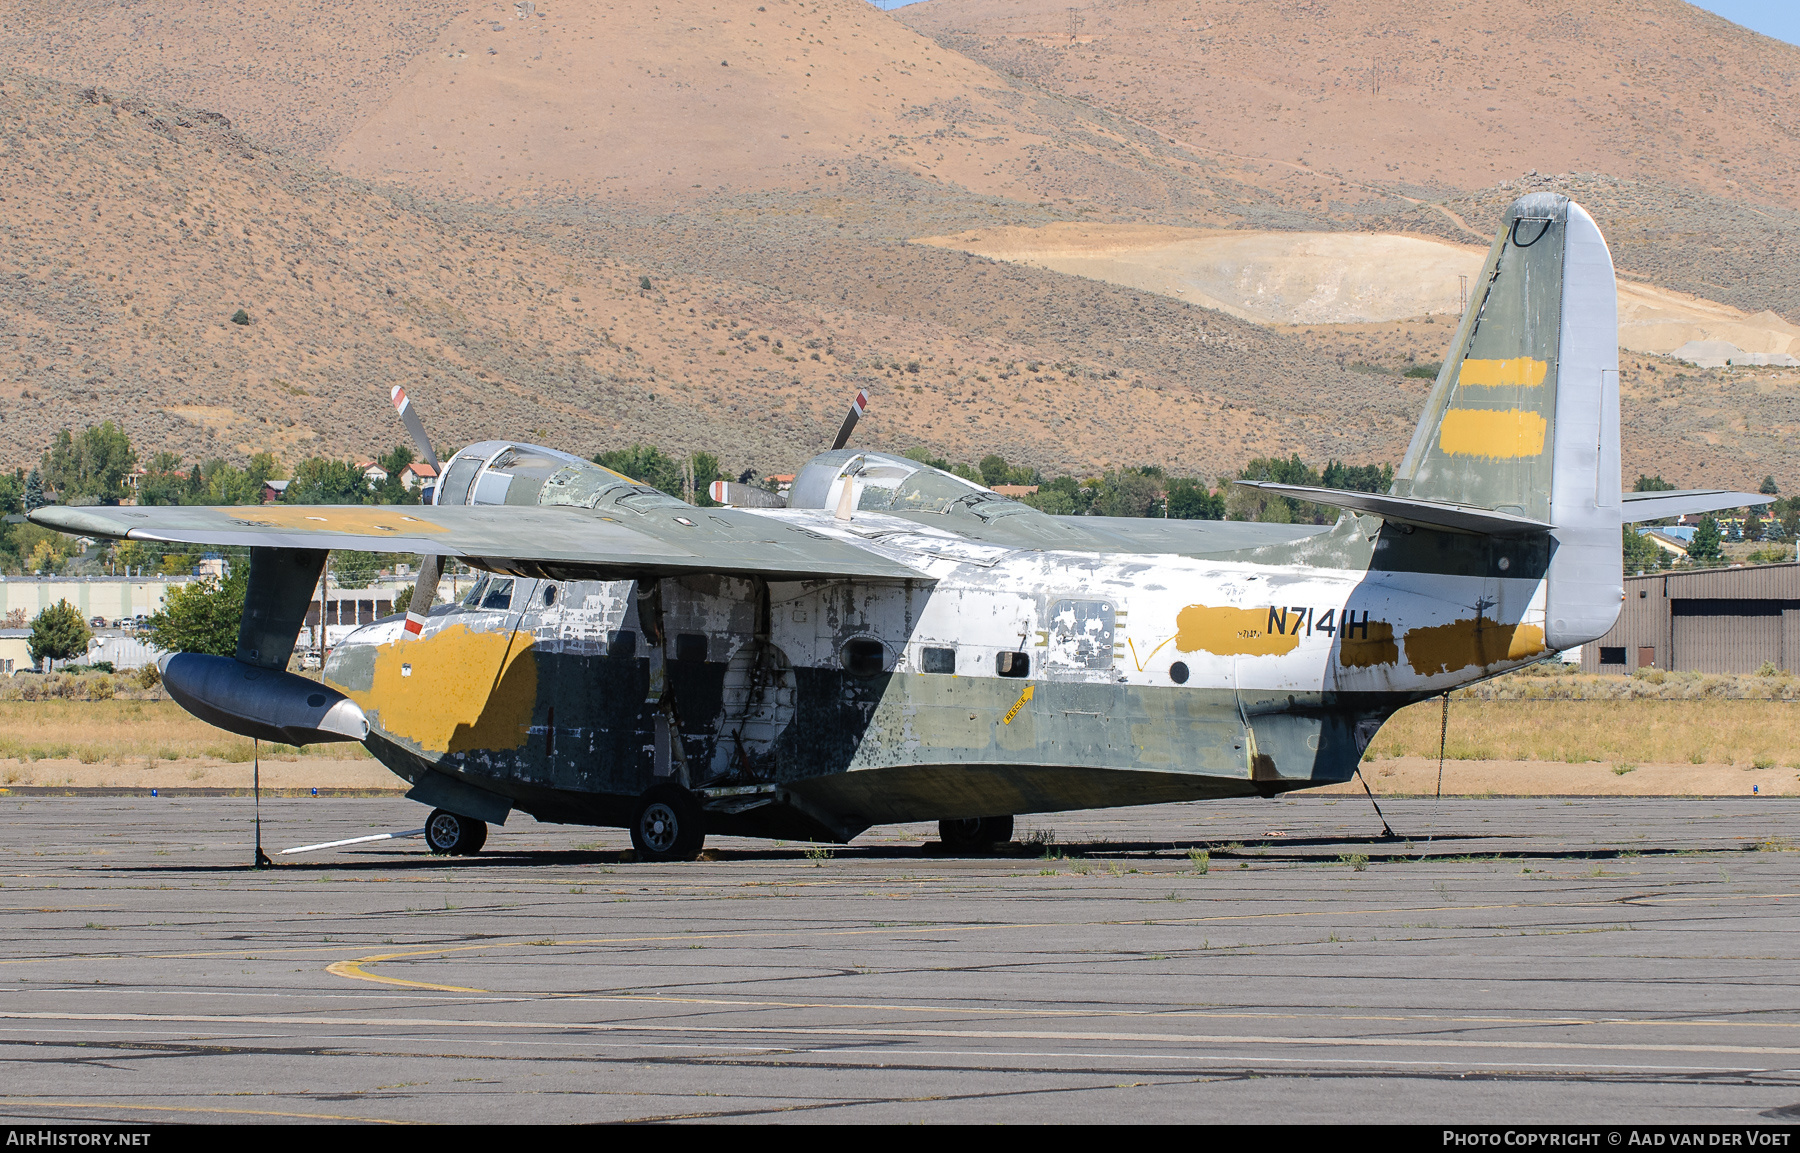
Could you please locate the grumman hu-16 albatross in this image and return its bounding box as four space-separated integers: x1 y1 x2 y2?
35 194 1767 860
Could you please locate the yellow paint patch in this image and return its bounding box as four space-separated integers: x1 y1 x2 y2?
1437 408 1547 459
221 507 450 535
1337 621 1399 668
1457 358 1548 388
348 623 538 754
1404 618 1547 677
1175 605 1300 657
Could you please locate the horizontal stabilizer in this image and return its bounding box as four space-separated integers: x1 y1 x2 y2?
1231 481 1553 537
1620 489 1771 523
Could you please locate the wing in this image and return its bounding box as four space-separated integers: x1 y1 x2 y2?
30 503 925 583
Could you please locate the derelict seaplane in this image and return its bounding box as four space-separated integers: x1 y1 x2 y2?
34 194 1767 860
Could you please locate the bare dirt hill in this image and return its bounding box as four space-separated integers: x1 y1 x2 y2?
914 221 1800 361
5 4 1798 493
0 70 1431 482
1 0 1249 215
898 0 1800 212
0 0 466 158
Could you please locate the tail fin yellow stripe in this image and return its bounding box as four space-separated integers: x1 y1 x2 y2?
1457 357 1548 388
1437 408 1548 459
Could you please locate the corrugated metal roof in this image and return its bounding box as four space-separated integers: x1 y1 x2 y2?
1629 562 1800 600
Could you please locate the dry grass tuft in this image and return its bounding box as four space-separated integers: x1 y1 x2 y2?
0 701 368 763
1370 698 1800 767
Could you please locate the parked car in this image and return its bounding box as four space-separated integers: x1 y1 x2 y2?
89 616 107 628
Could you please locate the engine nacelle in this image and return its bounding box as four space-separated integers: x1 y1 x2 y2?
787 449 994 514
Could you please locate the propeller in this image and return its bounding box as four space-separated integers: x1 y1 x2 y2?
389 385 443 636
708 387 874 510
830 388 869 452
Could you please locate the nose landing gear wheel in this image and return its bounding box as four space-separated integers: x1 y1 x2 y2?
425 808 488 855
938 814 1014 854
630 784 706 862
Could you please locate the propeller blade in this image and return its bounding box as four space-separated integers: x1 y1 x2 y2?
390 385 440 471
389 385 444 625
402 553 442 637
830 388 869 452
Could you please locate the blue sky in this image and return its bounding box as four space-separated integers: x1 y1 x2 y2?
1688 1 1800 46
872 1 1799 47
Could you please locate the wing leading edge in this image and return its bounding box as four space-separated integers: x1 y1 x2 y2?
29 503 926 583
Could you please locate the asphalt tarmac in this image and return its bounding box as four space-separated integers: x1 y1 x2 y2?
0 792 1797 1124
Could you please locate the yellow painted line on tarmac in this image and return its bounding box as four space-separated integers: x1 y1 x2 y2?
313 899 1562 991
0 1097 411 1124
325 954 486 994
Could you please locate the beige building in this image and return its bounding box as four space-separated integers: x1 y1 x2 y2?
0 576 200 625
0 630 30 675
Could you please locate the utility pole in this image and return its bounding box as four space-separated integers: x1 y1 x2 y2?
1067 7 1083 42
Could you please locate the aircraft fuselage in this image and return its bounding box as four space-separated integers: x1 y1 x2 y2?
322 507 1552 842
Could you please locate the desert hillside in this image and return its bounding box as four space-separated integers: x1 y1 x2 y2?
0 70 1433 482
2 1 1797 494
898 0 1800 212
0 0 466 158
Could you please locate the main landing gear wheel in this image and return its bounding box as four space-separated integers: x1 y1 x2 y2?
631 784 706 862
939 815 1014 854
425 808 488 855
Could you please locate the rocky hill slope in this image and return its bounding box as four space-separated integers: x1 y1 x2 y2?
0 70 1423 481
898 0 1800 212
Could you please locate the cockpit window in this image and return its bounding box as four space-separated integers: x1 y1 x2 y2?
480 578 515 611
462 575 490 608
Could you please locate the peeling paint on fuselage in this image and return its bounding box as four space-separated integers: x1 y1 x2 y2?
323 507 1556 841
1403 617 1546 677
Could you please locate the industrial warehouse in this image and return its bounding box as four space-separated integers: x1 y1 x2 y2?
1581 562 1800 674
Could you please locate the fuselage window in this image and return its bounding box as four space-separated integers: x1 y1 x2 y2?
542 583 558 607
675 633 708 663
609 630 638 659
480 578 515 611
842 638 887 678
996 651 1030 678
921 646 957 674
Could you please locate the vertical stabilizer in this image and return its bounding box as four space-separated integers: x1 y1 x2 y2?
1391 193 1621 648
